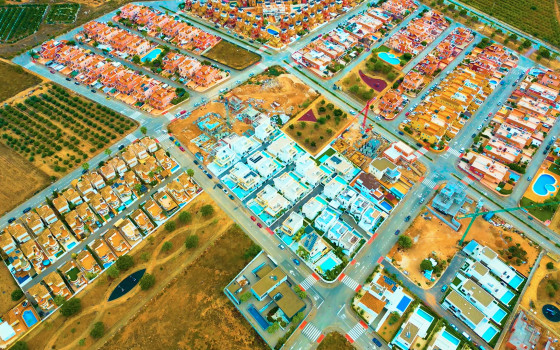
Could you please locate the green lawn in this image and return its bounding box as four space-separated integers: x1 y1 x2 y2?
66 267 80 281
520 197 557 222
549 163 560 176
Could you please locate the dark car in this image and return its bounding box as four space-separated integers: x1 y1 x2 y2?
65 77 71 81
193 160 199 165
22 207 31 214
82 169 88 174
118 144 125 150
404 215 411 222
257 222 262 228
228 194 235 200
216 183 223 189
7 217 16 224
416 143 423 148
471 134 476 138
206 173 213 179
292 258 300 266
372 338 382 347
394 229 401 235
198 165 203 170
91 89 96 93
398 131 404 135
169 136 175 142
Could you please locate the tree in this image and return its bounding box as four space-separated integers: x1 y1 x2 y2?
104 148 112 156
292 312 305 325
116 255 134 271
293 286 307 299
165 221 176 232
60 298 82 316
90 322 105 339
403 52 412 60
186 168 194 177
185 234 199 249
244 243 262 259
132 55 141 64
140 126 147 135
388 312 400 325
420 259 433 271
547 262 555 270
397 235 413 249
267 322 280 334
200 204 214 217
53 295 66 306
106 265 120 279
178 211 192 224
11 341 28 350
139 273 155 290
387 72 396 81
161 241 173 252
11 289 24 301
81 162 89 171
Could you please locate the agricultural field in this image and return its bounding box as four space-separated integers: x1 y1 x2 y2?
203 40 261 70
0 83 137 178
317 332 355 350
0 60 43 102
461 0 560 47
45 3 80 24
0 5 47 43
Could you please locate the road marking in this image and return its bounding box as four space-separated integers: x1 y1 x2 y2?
413 146 429 159
299 320 307 330
300 274 318 291
368 232 378 244
447 147 461 157
316 334 325 343
126 134 137 142
341 275 360 291
302 322 322 342
347 322 367 342
377 256 384 263
421 177 436 189
25 62 35 68
164 113 175 121
460 175 476 186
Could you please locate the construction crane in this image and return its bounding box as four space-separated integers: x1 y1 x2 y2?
215 95 231 129
455 200 560 246
360 96 377 130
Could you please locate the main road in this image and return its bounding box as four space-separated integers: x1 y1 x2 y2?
8 1 558 349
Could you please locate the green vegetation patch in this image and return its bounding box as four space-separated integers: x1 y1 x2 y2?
203 40 261 70
46 3 80 24
0 5 47 43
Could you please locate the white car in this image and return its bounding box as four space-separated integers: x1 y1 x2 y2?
349 110 357 115
477 125 482 131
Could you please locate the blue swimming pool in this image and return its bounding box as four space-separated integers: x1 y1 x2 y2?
103 262 113 269
141 48 162 63
318 154 330 163
533 173 557 196
482 327 498 343
492 308 507 323
378 52 401 65
396 296 411 312
441 330 460 346
67 241 77 250
320 257 338 272
379 201 393 212
248 304 269 330
22 310 39 328
416 308 434 323
267 28 279 36
509 274 524 289
500 290 515 305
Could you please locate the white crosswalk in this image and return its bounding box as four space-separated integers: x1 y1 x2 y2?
461 176 474 185
421 177 437 189
341 275 360 290
126 134 137 142
302 322 322 342
164 113 175 121
447 147 461 157
25 62 35 68
300 275 317 291
347 323 366 342
413 147 428 158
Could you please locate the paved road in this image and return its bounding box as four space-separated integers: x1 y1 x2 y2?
7 0 560 349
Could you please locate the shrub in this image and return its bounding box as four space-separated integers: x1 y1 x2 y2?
161 241 173 252
397 235 413 249
165 221 176 232
11 341 28 350
11 289 24 301
185 235 199 249
200 204 214 217
139 273 155 290
420 259 433 271
60 298 81 317
54 295 66 306
547 262 555 270
116 255 134 271
106 265 120 279
244 243 262 259
388 312 400 325
90 322 105 338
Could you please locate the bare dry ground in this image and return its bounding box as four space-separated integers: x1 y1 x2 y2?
317 332 355 350
0 60 43 103
0 142 50 215
0 261 22 316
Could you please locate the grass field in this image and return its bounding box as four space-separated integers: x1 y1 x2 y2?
0 4 47 43
0 60 42 103
317 332 355 350
203 40 261 70
45 3 80 24
461 0 560 47
0 83 137 178
520 196 557 222
0 142 50 215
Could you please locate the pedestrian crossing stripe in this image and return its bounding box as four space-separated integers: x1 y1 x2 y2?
447 147 461 157
341 275 360 291
377 256 384 263
302 322 322 342
345 334 355 344
421 178 437 189
368 232 378 244
346 322 367 342
299 321 307 330
300 274 318 291
317 334 325 343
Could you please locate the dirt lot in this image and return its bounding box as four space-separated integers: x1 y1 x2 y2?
317 332 354 350
390 202 540 288
21 193 265 350
203 40 261 70
0 60 43 103
0 261 22 316
283 97 356 156
0 142 50 215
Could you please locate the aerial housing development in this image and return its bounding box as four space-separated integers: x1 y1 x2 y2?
1 0 560 348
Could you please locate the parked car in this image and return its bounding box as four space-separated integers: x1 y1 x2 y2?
372 338 382 347
441 285 448 293
169 136 175 142
179 146 185 152
91 89 96 93
228 194 235 200
193 160 199 165
257 222 262 228
419 197 425 204
527 176 533 181
462 332 471 341
471 134 476 138
394 230 401 235
118 145 125 150
22 207 31 214
206 173 213 179
404 215 411 222
250 216 256 221
398 131 404 135
216 183 223 189
7 217 16 224
292 258 301 266
278 244 285 250
74 81 79 85
198 165 203 170
65 77 71 81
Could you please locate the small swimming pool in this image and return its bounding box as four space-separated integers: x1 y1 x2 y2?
533 173 557 196
509 274 524 289
500 290 515 305
396 296 411 312
142 48 162 63
379 201 393 212
482 327 498 343
266 25 280 36
378 52 400 65
416 308 434 323
22 310 39 328
103 262 113 269
319 257 338 272
492 308 507 323
67 241 77 250
441 330 460 346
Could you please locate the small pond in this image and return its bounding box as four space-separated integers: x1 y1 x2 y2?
542 304 560 322
108 269 146 301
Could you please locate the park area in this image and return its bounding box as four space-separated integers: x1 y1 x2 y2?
317 332 355 350
202 40 261 70
0 83 137 178
340 47 402 103
389 204 540 288
20 193 266 350
283 98 355 155
45 3 80 24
